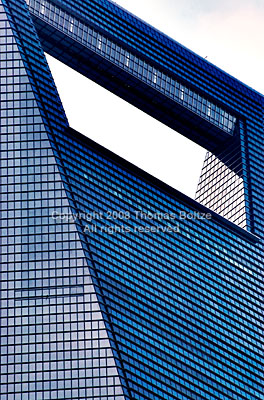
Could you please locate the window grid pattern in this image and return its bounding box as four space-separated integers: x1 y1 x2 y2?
26 0 237 135
51 128 264 400
0 0 264 400
0 2 125 399
28 0 264 237
26 0 252 233
195 152 247 229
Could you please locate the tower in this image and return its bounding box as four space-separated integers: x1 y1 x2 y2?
1 1 263 399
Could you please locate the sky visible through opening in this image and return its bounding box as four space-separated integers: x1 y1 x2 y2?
46 0 264 198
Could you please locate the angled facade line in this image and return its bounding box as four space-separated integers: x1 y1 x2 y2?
0 0 264 400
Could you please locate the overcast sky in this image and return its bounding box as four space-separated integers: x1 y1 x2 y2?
46 0 264 198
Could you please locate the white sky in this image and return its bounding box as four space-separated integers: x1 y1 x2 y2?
46 0 264 198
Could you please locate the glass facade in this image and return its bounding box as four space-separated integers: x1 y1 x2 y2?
26 0 237 135
53 127 263 400
196 151 247 228
1 0 264 400
26 0 256 231
0 1 126 399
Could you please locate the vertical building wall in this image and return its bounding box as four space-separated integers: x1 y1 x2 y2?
26 0 263 236
52 127 264 400
195 151 247 229
0 1 126 399
0 0 263 400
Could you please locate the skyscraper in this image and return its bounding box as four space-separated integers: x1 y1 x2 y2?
0 1 263 400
